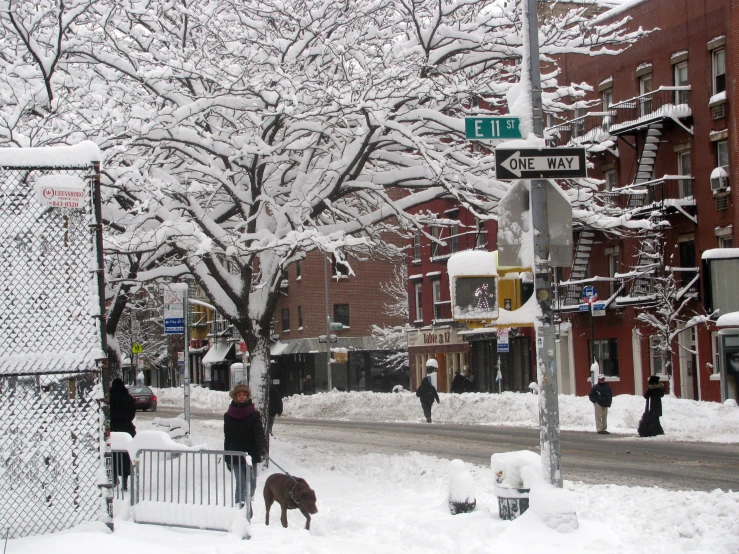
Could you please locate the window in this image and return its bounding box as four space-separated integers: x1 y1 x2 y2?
449 224 459 254
717 140 729 169
414 283 423 321
412 232 421 261
281 308 290 332
433 280 442 319
677 151 692 199
296 261 301 280
603 169 616 208
602 89 613 129
673 61 689 104
333 256 349 276
333 303 350 327
298 305 303 328
592 338 619 377
430 225 442 257
711 332 721 375
712 48 726 95
574 107 586 137
639 74 653 116
679 240 697 290
475 219 487 249
650 336 664 376
607 250 619 297
719 236 734 248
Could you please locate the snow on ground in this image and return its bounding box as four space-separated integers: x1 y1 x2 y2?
7 415 739 554
153 387 739 443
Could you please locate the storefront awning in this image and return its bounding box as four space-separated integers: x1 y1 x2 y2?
202 342 234 365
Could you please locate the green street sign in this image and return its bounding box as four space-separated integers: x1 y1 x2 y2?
131 342 143 354
465 117 522 140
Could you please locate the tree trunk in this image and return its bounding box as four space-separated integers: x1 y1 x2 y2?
247 334 271 466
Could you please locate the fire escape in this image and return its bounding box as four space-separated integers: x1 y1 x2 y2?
547 86 696 311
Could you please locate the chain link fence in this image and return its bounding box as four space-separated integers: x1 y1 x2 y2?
0 160 109 539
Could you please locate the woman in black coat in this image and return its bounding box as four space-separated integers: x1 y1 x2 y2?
638 375 665 437
224 384 265 507
109 378 136 489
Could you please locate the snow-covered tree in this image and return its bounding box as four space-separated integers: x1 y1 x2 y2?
1 0 647 449
635 242 715 396
371 262 411 372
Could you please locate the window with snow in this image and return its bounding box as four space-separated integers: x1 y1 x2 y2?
415 283 423 322
677 151 692 199
333 255 349 277
673 61 689 104
333 303 350 327
412 232 421 261
433 280 443 320
430 225 442 257
601 89 613 129
712 48 726 95
592 338 619 377
281 308 290 332
574 107 586 137
298 305 303 328
639 74 653 116
607 250 619 297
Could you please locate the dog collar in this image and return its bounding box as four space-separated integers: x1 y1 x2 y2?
288 481 300 507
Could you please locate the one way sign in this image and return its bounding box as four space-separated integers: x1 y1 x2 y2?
495 147 587 180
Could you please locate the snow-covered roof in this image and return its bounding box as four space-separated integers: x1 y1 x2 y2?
0 141 102 168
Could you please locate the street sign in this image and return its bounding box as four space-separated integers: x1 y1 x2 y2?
592 302 606 317
131 342 143 354
582 286 597 300
465 117 522 140
132 321 141 333
329 322 344 331
578 304 589 312
318 335 338 344
163 289 185 335
178 351 184 367
497 328 510 353
495 147 587 180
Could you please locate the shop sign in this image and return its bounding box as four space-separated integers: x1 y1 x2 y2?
406 327 466 348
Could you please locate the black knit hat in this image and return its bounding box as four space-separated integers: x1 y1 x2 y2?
648 375 660 385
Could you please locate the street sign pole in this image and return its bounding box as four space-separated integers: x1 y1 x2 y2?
526 0 563 489
324 255 333 391
183 292 190 433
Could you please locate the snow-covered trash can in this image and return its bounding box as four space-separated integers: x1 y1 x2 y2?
447 459 476 515
490 450 541 520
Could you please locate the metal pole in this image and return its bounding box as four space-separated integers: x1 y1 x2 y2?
183 292 191 432
590 302 596 376
324 254 333 391
526 0 563 488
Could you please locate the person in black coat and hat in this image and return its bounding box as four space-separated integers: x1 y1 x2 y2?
638 375 665 437
267 384 283 437
224 384 265 508
450 370 469 394
416 360 440 423
109 378 136 490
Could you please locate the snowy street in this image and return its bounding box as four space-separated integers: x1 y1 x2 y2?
9 410 739 554
144 403 739 492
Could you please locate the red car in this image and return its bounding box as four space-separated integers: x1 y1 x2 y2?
128 385 158 412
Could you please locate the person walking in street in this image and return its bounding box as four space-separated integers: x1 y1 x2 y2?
416 360 440 423
588 374 612 434
267 384 283 437
638 375 665 437
224 384 265 510
109 378 136 491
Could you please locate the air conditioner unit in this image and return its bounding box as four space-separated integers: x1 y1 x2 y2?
711 166 729 191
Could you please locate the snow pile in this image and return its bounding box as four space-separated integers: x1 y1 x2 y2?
447 459 476 514
150 415 190 441
153 387 739 442
110 430 203 458
530 481 579 533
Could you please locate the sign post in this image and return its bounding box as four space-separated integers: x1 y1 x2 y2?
164 284 190 434
582 287 598 378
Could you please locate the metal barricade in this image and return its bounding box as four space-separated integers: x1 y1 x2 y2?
129 449 252 536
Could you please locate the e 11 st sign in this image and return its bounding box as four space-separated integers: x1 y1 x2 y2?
465 117 522 140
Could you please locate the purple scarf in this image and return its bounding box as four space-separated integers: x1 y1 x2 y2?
227 400 256 420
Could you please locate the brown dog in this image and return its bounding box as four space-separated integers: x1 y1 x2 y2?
264 473 318 530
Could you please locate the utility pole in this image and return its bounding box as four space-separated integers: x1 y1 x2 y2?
525 0 563 488
324 254 333 391
183 292 191 431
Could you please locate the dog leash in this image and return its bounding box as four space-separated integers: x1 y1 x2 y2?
268 456 299 483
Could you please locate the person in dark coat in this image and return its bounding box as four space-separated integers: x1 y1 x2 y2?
302 374 314 394
109 378 136 490
588 374 613 434
450 370 469 394
638 375 665 437
380 371 392 393
267 384 283 437
415 361 440 423
224 384 266 508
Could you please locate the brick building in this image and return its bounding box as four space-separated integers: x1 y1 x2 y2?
547 0 736 400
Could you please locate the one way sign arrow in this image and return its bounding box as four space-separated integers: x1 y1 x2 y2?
495 147 587 180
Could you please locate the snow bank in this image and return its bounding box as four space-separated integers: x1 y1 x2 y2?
152 387 739 443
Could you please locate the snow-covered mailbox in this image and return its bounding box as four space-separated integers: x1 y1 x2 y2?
0 143 109 539
703 248 739 403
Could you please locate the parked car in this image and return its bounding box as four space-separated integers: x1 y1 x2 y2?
128 385 157 412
